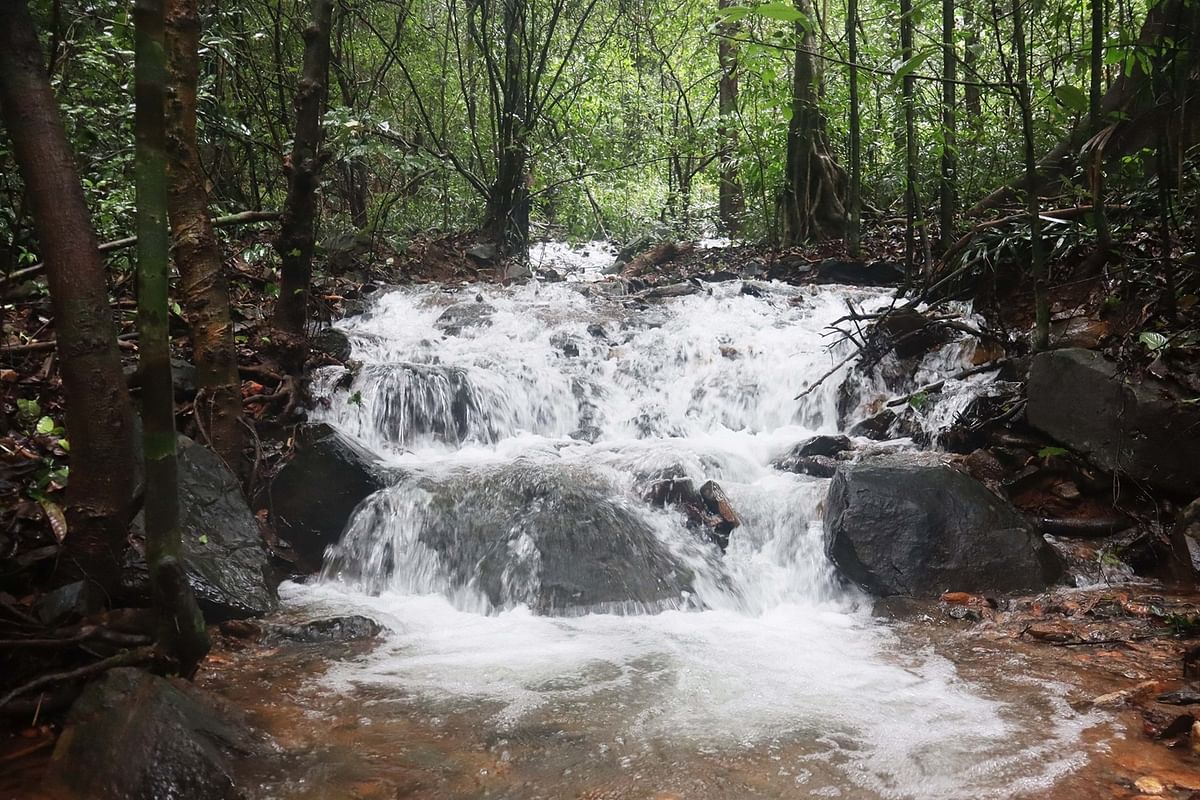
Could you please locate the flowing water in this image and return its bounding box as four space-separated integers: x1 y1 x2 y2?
255 250 1114 799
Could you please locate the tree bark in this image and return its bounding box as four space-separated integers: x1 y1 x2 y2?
846 0 862 257
0 0 138 594
939 0 958 252
779 0 846 244
485 0 531 258
165 0 246 479
1012 0 1047 350
900 0 920 274
134 0 209 675
718 0 744 235
1089 0 1111 251
274 0 334 364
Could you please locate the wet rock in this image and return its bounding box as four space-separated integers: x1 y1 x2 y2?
568 426 602 443
641 476 740 551
126 438 277 621
1158 687 1200 706
774 435 852 469
217 615 385 646
434 301 496 335
1141 702 1198 739
34 580 105 626
643 282 699 300
824 457 1062 597
586 323 608 339
269 423 391 567
781 455 838 478
46 668 258 800
537 267 565 282
1027 348 1200 496
331 463 699 615
311 327 352 361
124 356 198 400
814 258 904 287
466 242 498 263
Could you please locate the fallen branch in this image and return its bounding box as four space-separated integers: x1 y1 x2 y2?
1 210 281 287
885 361 1008 407
0 645 158 711
795 351 859 400
0 625 152 650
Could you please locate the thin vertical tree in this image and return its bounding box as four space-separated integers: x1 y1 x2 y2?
133 0 210 674
939 0 958 252
274 0 335 368
0 0 138 594
1011 0 1048 350
899 0 922 276
718 0 744 235
847 0 862 257
165 0 245 478
1088 0 1111 254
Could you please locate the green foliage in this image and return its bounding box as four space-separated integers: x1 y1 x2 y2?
1037 446 1069 459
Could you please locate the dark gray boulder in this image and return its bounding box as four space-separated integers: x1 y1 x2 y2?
434 301 495 335
127 438 277 621
269 423 391 567
330 463 697 615
311 327 352 361
46 668 258 800
824 458 1061 597
773 435 852 470
1027 348 1200 496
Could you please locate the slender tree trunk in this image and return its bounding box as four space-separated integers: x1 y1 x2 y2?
165 0 245 479
133 0 209 675
847 0 862 257
486 0 530 258
900 0 922 276
963 3 981 119
274 0 334 366
0 0 138 594
718 0 743 235
939 0 958 253
780 0 847 244
1089 0 1111 252
1013 0 1047 350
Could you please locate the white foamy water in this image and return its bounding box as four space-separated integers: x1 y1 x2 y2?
285 248 1101 799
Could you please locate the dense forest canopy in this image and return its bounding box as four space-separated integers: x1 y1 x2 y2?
2 0 1196 262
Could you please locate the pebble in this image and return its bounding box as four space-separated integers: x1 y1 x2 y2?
1134 776 1165 795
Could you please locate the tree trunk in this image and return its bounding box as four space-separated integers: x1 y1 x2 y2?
1089 0 1111 251
165 0 245 480
900 0 922 275
718 0 743 235
1012 0 1048 350
0 0 138 594
779 0 846 245
486 0 530 258
133 0 210 674
939 0 957 253
963 4 981 118
847 0 862 257
273 0 334 364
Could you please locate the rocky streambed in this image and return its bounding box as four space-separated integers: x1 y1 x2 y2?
10 246 1200 800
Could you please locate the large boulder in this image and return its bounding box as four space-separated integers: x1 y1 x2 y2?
269 423 391 567
126 438 277 621
46 668 258 800
328 462 698 614
1027 347 1200 496
824 457 1061 597
1027 348 1200 496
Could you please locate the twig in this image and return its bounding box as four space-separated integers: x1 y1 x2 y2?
0 646 158 711
885 361 1008 407
0 625 152 649
795 351 860 400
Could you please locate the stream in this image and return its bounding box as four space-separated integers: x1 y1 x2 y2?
215 245 1123 799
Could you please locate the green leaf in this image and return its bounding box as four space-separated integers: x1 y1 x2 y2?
198 534 209 545
171 301 183 316
16 398 40 420
893 48 936 84
1052 85 1088 114
1139 331 1169 352
715 5 752 23
36 416 56 434
1038 446 1069 458
752 2 805 23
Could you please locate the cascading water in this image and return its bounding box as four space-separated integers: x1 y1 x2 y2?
283 251 1104 799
